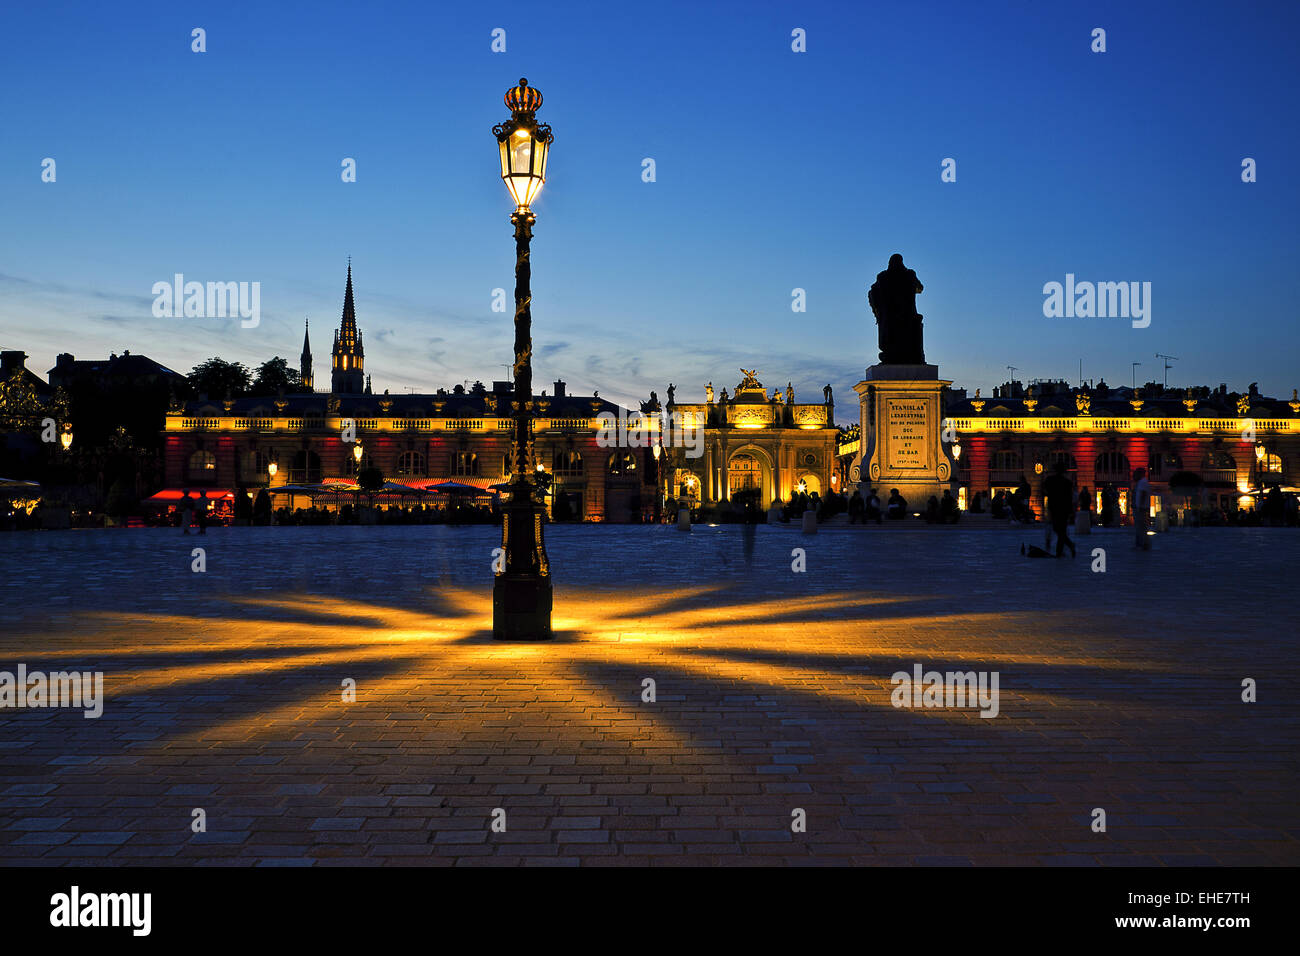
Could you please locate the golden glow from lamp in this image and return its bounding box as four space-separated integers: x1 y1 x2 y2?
353 443 364 464
497 79 550 212
59 427 72 451
267 461 278 477
951 441 962 460
1254 442 1266 462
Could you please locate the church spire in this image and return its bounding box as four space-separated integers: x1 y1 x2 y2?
340 259 358 348
300 318 313 391
331 259 365 394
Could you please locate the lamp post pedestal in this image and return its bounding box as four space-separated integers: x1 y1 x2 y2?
493 495 553 640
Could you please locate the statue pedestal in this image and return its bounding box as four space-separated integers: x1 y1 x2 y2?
853 364 953 509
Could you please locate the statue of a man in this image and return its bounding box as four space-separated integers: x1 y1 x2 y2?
868 253 926 364
823 384 833 405
785 382 794 405
706 382 714 403
666 383 675 406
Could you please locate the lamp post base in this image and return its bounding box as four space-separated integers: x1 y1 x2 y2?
492 572 554 640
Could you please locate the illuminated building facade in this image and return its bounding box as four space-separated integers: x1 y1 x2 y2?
837 377 1300 516
661 371 840 508
162 265 659 521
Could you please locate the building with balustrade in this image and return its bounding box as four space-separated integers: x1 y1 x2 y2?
161 266 658 521
837 377 1299 518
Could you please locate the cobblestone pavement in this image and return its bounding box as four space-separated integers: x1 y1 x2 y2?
0 523 1295 866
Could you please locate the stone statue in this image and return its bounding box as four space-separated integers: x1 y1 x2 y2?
738 369 761 390
666 383 675 405
785 382 794 405
823 384 833 405
868 253 926 364
706 382 714 403
720 387 729 404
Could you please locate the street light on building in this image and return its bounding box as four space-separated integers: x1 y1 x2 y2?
59 424 73 451
492 78 554 641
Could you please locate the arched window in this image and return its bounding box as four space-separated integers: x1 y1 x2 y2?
607 452 637 476
1261 453 1283 475
554 450 583 477
290 450 321 483
397 451 426 477
453 452 479 476
187 449 216 482
1095 452 1130 478
991 450 1020 471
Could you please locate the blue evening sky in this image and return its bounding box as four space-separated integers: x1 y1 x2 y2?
2 0 1297 419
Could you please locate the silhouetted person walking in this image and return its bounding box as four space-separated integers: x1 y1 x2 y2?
179 491 194 535
1043 462 1076 557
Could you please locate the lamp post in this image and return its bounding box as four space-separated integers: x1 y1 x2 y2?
492 78 554 641
59 424 73 451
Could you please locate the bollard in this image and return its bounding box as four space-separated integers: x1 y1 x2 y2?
801 510 817 534
676 508 691 531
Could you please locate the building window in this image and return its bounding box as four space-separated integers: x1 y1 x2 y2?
1200 451 1236 484
240 450 268 482
187 450 216 482
345 453 375 476
1260 453 1283 475
290 450 321 484
1147 451 1181 478
396 451 426 477
1095 452 1130 479
607 452 637 476
453 452 479 476
1047 451 1077 473
991 450 1020 471
554 450 583 477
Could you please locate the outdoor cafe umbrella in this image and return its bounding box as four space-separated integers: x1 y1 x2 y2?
0 478 41 491
427 480 498 497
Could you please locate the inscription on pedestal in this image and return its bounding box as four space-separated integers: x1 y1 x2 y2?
885 398 928 470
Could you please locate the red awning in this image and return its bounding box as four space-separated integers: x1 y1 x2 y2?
144 489 236 503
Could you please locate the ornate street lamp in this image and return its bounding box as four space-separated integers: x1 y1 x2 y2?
59 424 73 451
492 77 554 641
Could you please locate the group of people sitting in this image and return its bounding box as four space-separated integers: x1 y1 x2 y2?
847 487 959 524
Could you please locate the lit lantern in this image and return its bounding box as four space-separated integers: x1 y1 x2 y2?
267 460 278 477
353 442 364 464
1254 442 1266 462
59 424 73 451
951 441 962 460
494 79 552 212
